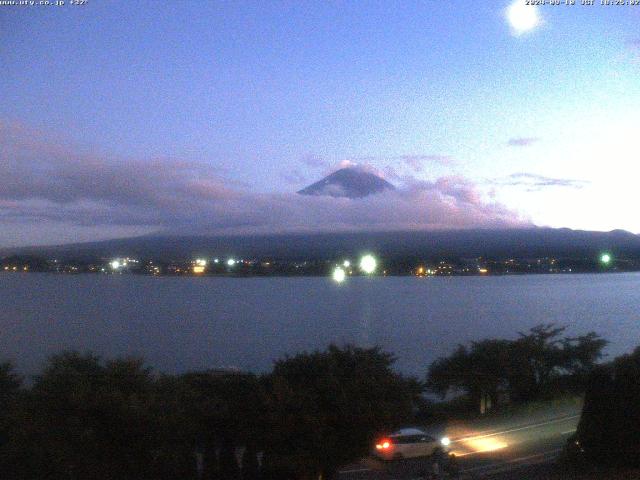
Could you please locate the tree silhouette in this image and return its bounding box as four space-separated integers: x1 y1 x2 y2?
427 325 607 406
16 351 167 480
262 344 423 479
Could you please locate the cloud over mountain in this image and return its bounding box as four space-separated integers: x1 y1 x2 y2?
0 122 528 245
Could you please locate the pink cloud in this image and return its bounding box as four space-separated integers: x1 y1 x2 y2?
0 121 529 243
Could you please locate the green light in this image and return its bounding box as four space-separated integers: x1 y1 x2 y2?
600 253 612 265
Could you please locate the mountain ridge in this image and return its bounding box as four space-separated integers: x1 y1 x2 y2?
4 227 640 262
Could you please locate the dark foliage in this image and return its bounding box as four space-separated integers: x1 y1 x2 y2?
0 345 421 480
574 347 640 467
0 362 22 474
3 352 164 480
427 324 607 407
262 344 423 479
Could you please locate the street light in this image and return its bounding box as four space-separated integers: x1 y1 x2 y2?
600 253 612 265
360 254 377 274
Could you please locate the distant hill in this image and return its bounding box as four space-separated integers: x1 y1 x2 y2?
297 167 395 198
5 228 640 262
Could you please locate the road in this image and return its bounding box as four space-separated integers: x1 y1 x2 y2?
336 404 581 479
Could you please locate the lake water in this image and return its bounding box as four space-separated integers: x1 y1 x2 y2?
1 273 639 379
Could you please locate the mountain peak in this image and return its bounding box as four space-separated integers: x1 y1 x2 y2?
297 167 395 199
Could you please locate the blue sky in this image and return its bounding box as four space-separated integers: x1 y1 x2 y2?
1 1 639 246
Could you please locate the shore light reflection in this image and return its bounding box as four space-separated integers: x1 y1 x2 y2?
333 267 346 283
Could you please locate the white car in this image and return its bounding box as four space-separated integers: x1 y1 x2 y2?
373 427 450 461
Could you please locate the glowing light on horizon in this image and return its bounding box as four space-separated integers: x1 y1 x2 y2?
227 258 236 266
360 255 377 274
600 253 612 264
343 260 350 268
110 260 120 269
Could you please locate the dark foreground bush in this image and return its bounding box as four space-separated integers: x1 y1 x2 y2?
571 347 640 467
0 345 422 480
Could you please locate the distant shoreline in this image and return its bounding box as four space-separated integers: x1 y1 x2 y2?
1 269 636 278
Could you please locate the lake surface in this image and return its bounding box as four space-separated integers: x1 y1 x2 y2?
1 273 639 379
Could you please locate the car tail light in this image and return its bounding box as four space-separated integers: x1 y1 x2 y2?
375 439 392 450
